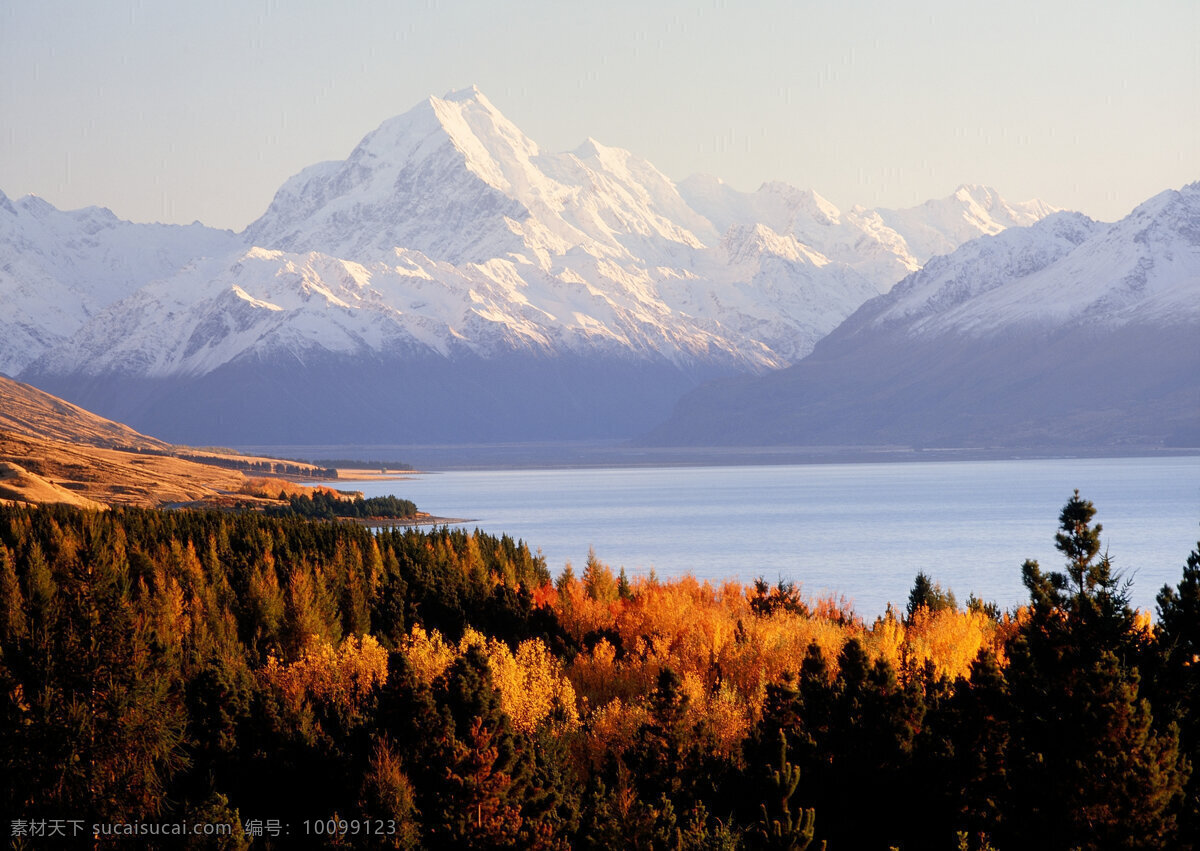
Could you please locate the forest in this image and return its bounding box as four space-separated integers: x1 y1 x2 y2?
1 491 1198 849
266 491 419 521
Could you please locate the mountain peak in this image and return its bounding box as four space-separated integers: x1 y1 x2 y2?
242 89 540 262
952 183 1001 206
438 84 487 104
16 194 55 218
573 137 611 158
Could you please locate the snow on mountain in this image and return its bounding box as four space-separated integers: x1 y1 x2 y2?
857 211 1105 332
650 223 880 362
33 88 892 381
9 87 1068 444
856 184 1200 337
871 184 1059 264
243 87 712 267
0 190 238 374
678 175 919 289
677 178 1059 292
37 243 795 383
643 181 1200 450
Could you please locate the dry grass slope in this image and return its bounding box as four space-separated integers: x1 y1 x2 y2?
0 375 172 451
0 375 326 509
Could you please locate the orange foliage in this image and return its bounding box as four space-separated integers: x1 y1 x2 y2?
552 564 863 760
530 582 558 609
579 698 650 769
545 555 1022 753
240 477 350 500
1134 608 1155 639
557 568 856 712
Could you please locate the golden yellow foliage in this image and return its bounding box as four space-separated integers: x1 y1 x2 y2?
1134 608 1155 638
400 624 457 684
262 633 388 709
864 606 907 673
699 681 754 755
902 607 996 680
502 637 580 734
401 625 579 734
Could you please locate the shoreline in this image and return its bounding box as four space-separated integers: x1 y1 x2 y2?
237 443 1200 474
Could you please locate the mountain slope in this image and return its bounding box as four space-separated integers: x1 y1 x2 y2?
0 373 172 451
0 374 248 508
642 183 1200 450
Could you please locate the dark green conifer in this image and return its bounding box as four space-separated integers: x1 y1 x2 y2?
617 566 633 601
1004 492 1186 849
1154 538 1200 841
753 731 823 850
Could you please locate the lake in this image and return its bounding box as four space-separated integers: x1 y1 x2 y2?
337 455 1200 619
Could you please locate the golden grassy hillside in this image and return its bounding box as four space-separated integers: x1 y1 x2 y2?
0 375 336 509
0 430 251 508
0 375 172 451
0 460 109 510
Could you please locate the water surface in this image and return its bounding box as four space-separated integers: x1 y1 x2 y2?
339 456 1200 618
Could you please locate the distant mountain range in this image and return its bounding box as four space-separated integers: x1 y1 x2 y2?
4 87 1064 446
643 183 1200 450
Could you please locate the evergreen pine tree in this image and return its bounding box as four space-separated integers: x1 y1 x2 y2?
1154 538 1200 841
752 731 823 851
1004 492 1186 849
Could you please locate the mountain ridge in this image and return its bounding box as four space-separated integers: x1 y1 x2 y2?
642 182 1200 450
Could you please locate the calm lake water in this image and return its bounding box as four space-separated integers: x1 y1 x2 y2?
340 456 1200 619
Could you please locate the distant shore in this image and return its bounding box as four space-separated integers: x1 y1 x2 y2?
346 514 473 528
296 443 1200 473
333 467 422 482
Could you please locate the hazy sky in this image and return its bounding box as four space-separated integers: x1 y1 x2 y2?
3 0 1197 231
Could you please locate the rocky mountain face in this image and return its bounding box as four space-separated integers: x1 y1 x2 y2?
7 87 1060 445
642 183 1200 450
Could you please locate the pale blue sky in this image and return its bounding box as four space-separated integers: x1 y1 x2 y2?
2 0 1196 230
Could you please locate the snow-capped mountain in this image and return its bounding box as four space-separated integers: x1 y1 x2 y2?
644 182 1200 450
243 87 715 266
853 186 1200 336
677 178 1059 291
872 184 1060 265
0 191 238 374
9 87 1063 445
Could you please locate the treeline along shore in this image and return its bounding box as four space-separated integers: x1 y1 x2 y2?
1 493 1198 848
